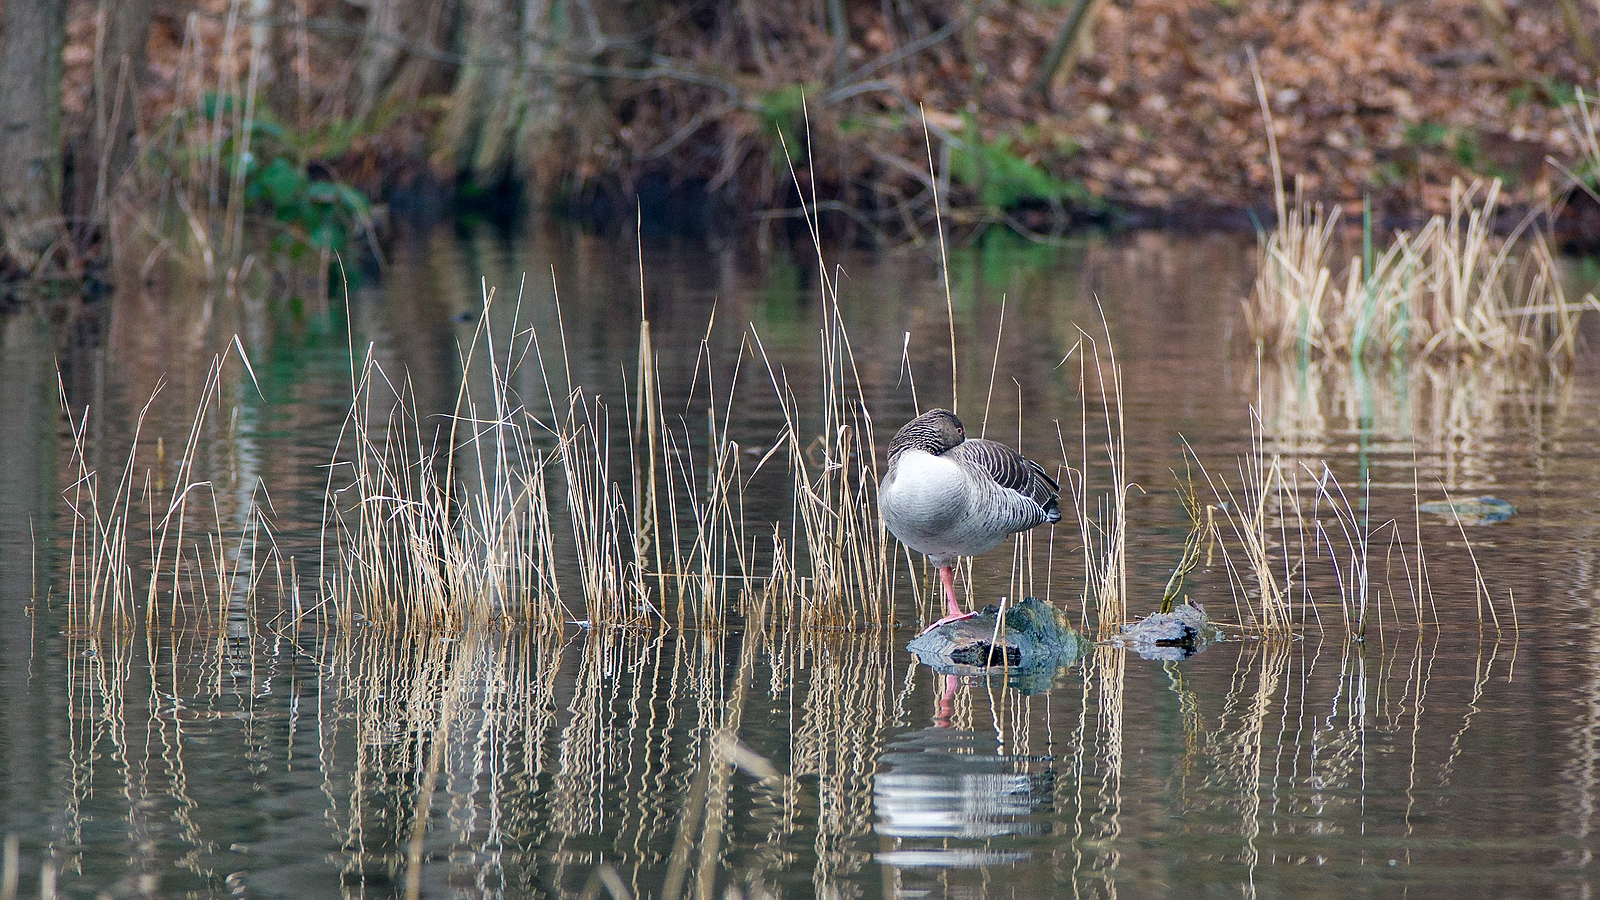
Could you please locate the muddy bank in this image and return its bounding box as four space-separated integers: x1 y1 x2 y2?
39 0 1600 256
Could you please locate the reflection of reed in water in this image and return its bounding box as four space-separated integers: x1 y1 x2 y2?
1173 639 1309 877
1067 644 1125 895
1253 357 1573 492
60 625 260 896
789 632 899 895
1146 635 1511 892
318 625 566 899
1556 623 1600 877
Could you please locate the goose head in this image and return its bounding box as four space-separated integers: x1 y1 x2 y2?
889 408 965 458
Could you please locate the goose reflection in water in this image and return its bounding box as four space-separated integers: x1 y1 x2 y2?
873 678 1055 868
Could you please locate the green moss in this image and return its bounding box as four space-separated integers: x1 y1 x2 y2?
950 131 1095 212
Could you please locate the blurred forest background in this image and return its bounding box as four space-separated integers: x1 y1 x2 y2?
1 0 1598 291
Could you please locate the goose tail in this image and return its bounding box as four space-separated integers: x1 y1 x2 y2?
1043 497 1062 524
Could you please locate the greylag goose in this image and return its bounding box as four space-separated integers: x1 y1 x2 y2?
879 408 1062 629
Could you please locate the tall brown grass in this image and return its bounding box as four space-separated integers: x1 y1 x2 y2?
1050 324 1131 637
321 286 657 630
61 340 283 634
322 251 900 632
1248 179 1595 362
1247 64 1594 364
1183 407 1515 638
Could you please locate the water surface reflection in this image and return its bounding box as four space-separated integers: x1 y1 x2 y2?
1 225 1598 897
43 623 1562 898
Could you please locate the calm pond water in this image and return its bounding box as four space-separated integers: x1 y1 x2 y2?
3 223 1600 899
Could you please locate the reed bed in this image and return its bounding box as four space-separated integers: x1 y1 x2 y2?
42 547 1519 899
1183 408 1515 638
1247 178 1596 362
58 294 1500 645
60 340 283 634
322 253 899 632
752 293 896 630
322 132 909 632
319 338 564 631
1058 327 1132 636
323 286 689 631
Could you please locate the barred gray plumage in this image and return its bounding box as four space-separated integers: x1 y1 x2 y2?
879 408 1062 630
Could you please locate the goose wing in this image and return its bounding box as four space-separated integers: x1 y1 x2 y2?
950 439 1061 513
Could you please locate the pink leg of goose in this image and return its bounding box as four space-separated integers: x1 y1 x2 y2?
919 564 978 633
941 565 964 619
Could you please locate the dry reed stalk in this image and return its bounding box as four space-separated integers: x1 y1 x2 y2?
1185 425 1304 637
1305 461 1383 637
1561 87 1600 183
326 276 785 632
1249 178 1596 363
1246 184 1339 357
1057 325 1129 636
641 321 758 632
324 283 658 630
750 334 892 631
1183 403 1503 637
61 342 277 635
1208 348 1528 637
558 389 651 625
1249 71 1595 363
727 126 894 631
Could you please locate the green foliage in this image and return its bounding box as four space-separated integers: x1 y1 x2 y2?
1572 254 1600 290
950 131 1092 211
1402 121 1481 172
1369 159 1404 188
1385 120 1510 187
155 93 375 261
1542 79 1581 109
1402 121 1451 149
757 83 824 169
755 84 818 134
1507 79 1583 112
243 156 372 259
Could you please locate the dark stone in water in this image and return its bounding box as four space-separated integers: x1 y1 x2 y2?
949 643 1022 667
907 597 1085 692
1417 495 1516 525
1112 601 1217 660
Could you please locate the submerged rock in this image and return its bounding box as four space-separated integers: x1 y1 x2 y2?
1417 495 1516 525
1111 601 1217 660
907 597 1085 691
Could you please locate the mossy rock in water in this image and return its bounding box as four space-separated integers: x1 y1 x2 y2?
1111 601 1217 660
1417 495 1516 525
907 597 1085 691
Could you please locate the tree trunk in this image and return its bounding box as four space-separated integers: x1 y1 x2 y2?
0 0 69 259
435 0 518 181
434 0 663 201
353 0 454 124
78 0 155 231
